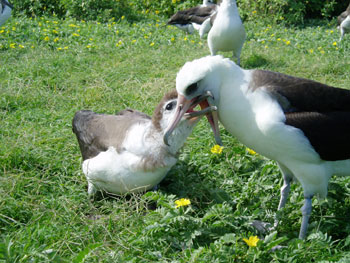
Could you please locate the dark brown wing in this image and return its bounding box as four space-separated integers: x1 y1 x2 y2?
72 110 150 160
250 70 350 113
338 10 348 25
168 6 216 25
250 70 350 161
285 112 350 161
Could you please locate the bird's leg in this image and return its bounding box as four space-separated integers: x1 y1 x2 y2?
232 52 240 66
274 163 293 228
236 57 240 67
340 28 344 42
252 165 293 235
151 184 159 191
299 196 313 239
339 25 344 42
277 175 292 211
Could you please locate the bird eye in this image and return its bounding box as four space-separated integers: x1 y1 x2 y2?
186 83 198 96
165 101 176 111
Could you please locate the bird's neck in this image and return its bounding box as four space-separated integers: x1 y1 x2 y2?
145 125 184 159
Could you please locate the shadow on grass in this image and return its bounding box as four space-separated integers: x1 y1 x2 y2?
243 54 271 69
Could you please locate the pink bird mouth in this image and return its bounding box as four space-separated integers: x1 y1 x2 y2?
164 93 222 146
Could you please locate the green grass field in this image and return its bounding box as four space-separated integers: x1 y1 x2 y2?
1 14 350 262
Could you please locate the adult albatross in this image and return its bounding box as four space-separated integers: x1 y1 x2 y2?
164 55 350 239
0 0 13 26
207 0 245 65
337 3 350 41
73 90 216 195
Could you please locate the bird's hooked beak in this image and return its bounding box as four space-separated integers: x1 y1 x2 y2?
163 91 222 146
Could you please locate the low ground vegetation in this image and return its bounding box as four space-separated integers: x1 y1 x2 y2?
1 10 350 263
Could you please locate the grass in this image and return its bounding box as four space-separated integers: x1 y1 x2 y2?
1 14 350 262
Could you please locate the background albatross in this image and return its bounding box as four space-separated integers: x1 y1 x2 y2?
164 55 350 239
207 0 245 65
73 90 215 195
167 0 218 35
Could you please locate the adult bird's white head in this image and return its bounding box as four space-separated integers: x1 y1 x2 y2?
164 55 240 146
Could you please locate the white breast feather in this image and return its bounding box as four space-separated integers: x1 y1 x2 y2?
82 122 176 194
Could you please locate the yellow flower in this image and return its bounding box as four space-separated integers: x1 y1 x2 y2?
246 148 256 155
0 30 4 34
171 37 175 42
44 36 50 41
211 145 224 154
63 46 68 50
86 45 92 48
252 10 257 14
52 29 58 34
131 39 136 44
155 10 160 14
175 198 191 208
150 42 155 46
332 42 337 46
243 236 260 247
309 49 314 54
184 37 188 41
54 37 59 42
172 0 176 3
9 43 15 48
72 33 80 37
19 44 24 48
121 15 125 20
285 40 291 45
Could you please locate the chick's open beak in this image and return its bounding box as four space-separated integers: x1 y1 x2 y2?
163 92 222 146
